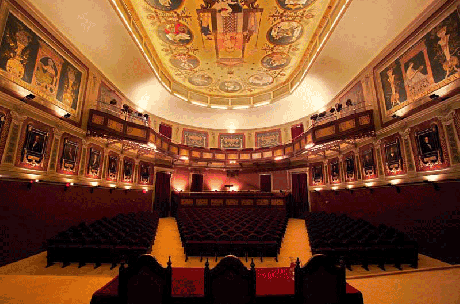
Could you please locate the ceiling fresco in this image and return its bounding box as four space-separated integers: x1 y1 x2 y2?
114 0 350 107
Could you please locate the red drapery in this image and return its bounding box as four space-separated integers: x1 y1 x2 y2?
154 172 171 217
159 123 172 139
292 173 309 218
260 175 271 192
291 123 304 140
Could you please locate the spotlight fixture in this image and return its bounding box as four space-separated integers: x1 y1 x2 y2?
330 107 336 114
310 114 318 121
335 103 343 112
137 112 143 118
109 99 117 105
63 113 71 119
143 114 149 119
392 114 399 119
429 94 439 99
318 111 326 118
346 99 353 107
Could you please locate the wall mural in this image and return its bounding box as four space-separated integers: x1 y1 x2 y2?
183 129 207 147
121 0 340 103
0 4 87 123
375 7 460 124
219 133 244 149
255 129 281 148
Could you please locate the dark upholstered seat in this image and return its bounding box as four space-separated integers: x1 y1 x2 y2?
118 254 172 304
204 255 256 304
294 254 346 304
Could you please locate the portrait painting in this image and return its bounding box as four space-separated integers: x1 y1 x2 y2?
0 113 5 133
415 124 443 165
87 148 101 176
345 155 355 180
169 53 200 70
276 0 317 11
61 138 78 171
384 138 402 172
267 21 303 45
312 164 323 184
22 125 48 166
220 134 244 149
256 130 281 148
261 52 291 70
123 159 134 182
219 81 242 93
376 9 460 123
157 22 193 45
0 9 86 121
330 160 340 183
188 72 213 86
248 73 273 87
362 148 375 177
140 163 151 184
183 130 207 148
107 155 118 180
145 0 183 11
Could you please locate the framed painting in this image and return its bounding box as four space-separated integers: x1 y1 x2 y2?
87 148 101 177
122 157 134 183
107 154 119 181
374 4 460 126
0 1 88 125
329 158 340 183
415 124 443 166
21 124 48 167
61 138 78 172
343 153 355 182
310 163 323 185
361 146 377 179
383 136 404 175
139 162 151 184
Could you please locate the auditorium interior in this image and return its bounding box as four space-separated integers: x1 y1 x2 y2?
1 0 460 303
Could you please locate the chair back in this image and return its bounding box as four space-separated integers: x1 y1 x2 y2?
294 254 345 304
118 254 172 304
204 255 256 304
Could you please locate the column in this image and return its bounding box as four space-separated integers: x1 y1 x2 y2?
400 128 416 173
439 111 460 165
2 111 26 165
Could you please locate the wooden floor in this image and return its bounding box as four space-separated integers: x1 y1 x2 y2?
0 217 459 304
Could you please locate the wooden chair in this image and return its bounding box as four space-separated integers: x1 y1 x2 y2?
204 255 256 304
294 254 346 304
118 254 172 304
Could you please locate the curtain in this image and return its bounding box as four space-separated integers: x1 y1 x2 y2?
260 175 271 192
159 123 172 139
190 174 203 192
292 173 309 218
154 172 171 217
291 123 304 140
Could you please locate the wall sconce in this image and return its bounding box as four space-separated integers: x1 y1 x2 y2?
429 94 439 99
392 114 399 119
90 187 95 193
63 113 71 119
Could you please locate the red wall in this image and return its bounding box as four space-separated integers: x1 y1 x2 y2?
172 168 290 192
310 181 460 264
0 180 152 266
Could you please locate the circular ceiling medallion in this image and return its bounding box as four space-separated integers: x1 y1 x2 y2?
276 0 318 11
145 0 183 11
169 53 200 70
188 72 213 86
157 22 193 45
219 81 242 93
261 53 291 70
267 21 303 45
248 73 274 87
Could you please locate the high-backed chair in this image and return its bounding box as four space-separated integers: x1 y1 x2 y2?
204 255 256 304
118 254 172 304
294 254 346 304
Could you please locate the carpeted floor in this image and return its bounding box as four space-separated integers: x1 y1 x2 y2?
0 217 458 304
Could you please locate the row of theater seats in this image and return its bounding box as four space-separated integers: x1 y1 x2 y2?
176 208 288 261
305 212 418 270
46 211 159 268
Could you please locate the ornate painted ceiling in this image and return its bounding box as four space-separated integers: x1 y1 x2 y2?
113 0 350 108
